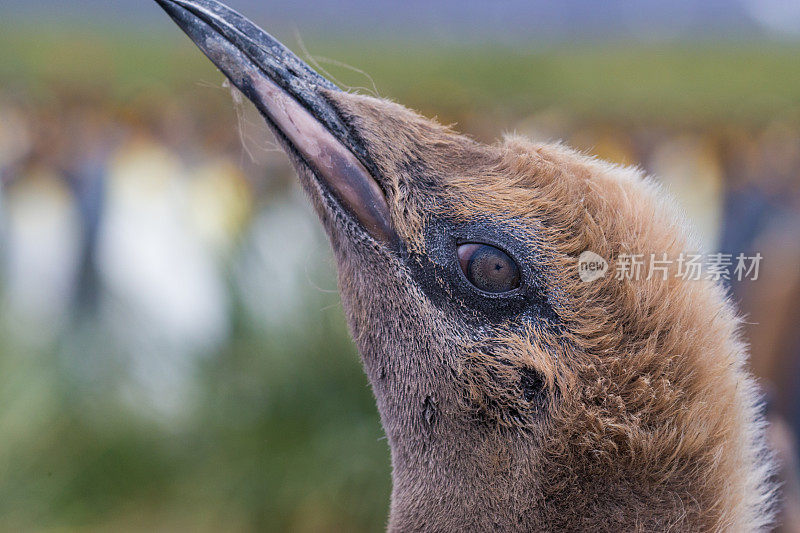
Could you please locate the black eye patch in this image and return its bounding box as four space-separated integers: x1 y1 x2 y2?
405 218 561 327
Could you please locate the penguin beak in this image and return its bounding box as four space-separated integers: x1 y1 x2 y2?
155 0 398 246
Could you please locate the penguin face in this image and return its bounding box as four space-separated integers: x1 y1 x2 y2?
152 0 702 437
316 91 571 430
155 0 572 433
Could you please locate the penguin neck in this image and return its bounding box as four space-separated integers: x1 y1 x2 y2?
383 410 540 531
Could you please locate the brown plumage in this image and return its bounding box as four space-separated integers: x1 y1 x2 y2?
156 1 777 530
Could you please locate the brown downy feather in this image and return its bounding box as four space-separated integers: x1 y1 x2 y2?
320 92 776 532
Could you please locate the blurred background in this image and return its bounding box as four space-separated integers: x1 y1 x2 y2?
1 0 799 531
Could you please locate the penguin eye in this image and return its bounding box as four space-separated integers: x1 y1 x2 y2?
457 243 521 293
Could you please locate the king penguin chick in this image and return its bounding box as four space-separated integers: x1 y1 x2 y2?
155 1 776 530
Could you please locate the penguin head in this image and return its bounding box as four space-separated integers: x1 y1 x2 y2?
157 1 774 528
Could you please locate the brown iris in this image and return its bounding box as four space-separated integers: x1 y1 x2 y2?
457 243 521 293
